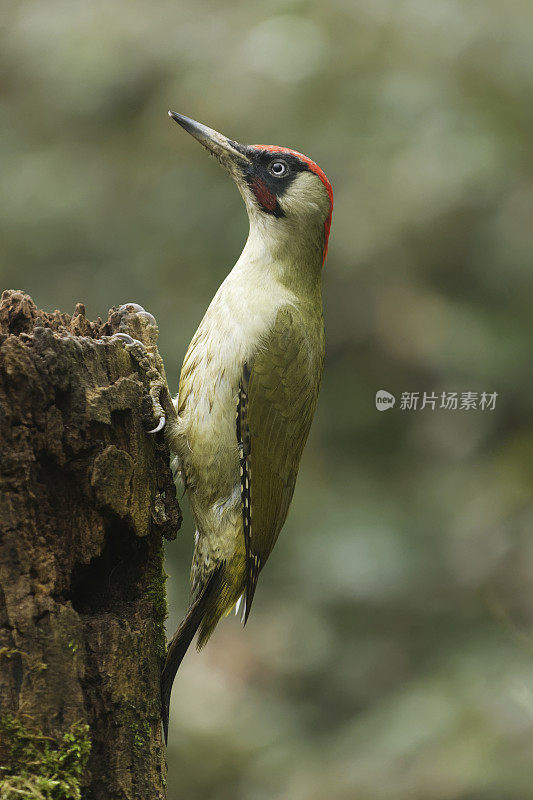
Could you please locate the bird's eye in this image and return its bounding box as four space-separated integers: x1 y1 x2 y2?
269 160 288 177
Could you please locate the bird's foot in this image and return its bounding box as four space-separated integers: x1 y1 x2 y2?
112 332 168 433
109 303 176 434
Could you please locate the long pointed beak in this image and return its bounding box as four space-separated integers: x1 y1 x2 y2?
168 111 250 173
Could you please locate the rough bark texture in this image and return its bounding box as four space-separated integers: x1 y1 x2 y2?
0 290 181 799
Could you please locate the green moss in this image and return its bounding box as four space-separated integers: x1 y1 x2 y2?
146 547 168 660
120 702 151 758
0 648 47 674
132 718 151 755
0 715 90 800
0 647 24 660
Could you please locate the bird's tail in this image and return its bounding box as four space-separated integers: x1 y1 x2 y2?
161 565 223 744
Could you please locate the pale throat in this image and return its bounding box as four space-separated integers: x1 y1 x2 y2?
241 209 325 287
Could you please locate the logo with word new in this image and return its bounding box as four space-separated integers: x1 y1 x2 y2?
375 390 396 411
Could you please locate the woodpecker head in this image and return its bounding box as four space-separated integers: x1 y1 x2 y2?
169 111 333 264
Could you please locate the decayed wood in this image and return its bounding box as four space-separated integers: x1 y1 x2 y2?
0 290 181 799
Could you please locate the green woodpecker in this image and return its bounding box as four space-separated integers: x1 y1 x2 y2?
161 112 333 741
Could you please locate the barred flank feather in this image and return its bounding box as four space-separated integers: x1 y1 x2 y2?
237 363 260 624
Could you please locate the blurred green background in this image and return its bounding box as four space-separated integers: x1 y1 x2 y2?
2 0 533 797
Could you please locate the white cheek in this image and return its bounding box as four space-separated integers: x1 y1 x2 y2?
281 172 330 219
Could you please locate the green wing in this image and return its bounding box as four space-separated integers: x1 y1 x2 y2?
238 305 324 622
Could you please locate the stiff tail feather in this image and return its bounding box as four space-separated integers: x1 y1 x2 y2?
161 565 223 744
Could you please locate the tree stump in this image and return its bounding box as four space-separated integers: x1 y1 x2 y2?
0 290 181 799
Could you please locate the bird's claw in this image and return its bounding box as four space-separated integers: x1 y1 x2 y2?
148 415 166 434
112 332 136 345
119 302 145 314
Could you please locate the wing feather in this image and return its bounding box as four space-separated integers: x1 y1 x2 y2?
240 305 324 620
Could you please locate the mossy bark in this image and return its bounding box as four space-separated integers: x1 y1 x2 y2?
0 290 181 799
